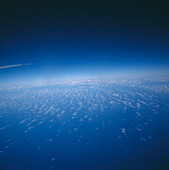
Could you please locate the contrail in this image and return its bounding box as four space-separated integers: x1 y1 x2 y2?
0 63 33 69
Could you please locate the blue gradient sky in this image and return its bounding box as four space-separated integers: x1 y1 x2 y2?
0 0 169 84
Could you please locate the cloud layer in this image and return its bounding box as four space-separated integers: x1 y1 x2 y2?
0 63 33 69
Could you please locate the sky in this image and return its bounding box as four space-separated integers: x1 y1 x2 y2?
0 0 169 84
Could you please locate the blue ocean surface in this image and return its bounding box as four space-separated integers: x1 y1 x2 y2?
0 78 169 170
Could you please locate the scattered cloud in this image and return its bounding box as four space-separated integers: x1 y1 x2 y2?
0 63 33 69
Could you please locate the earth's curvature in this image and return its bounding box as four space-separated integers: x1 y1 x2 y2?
0 78 169 170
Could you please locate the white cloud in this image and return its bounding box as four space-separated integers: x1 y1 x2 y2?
0 63 33 69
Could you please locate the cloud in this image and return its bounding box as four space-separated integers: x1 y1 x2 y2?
0 63 33 69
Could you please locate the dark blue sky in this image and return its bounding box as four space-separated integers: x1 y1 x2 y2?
0 0 169 83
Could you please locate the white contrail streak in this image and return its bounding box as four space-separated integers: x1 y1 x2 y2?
0 63 33 69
